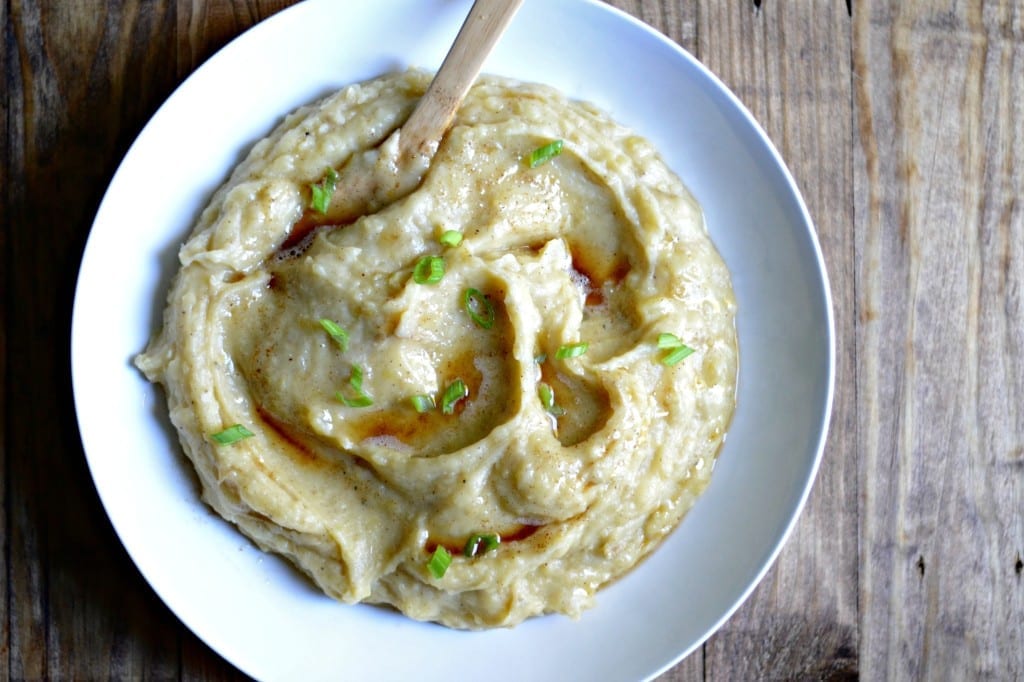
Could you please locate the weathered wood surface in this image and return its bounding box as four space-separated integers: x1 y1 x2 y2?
2 0 1020 679
853 2 1023 679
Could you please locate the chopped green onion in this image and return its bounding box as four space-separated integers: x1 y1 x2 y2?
413 255 445 285
319 318 350 351
538 382 566 417
410 394 435 413
210 424 254 445
350 364 364 390
439 230 464 247
462 288 495 329
555 342 589 360
336 364 373 407
464 533 500 557
309 167 339 214
657 332 685 349
441 378 469 415
657 332 695 365
538 382 555 409
661 345 695 366
336 391 373 408
527 139 563 168
427 546 452 579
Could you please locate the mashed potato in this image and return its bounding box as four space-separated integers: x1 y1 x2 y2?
136 70 737 628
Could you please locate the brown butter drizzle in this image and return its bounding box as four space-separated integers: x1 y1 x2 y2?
425 524 542 556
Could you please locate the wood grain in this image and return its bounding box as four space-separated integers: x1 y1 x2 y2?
2 0 1022 679
2 2 286 678
855 1 1024 679
0 0 9 671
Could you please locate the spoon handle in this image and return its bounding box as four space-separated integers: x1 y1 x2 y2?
399 0 524 160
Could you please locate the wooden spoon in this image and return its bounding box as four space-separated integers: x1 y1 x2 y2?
284 0 524 249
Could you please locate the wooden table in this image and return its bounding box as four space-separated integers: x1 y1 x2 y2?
3 1 1021 678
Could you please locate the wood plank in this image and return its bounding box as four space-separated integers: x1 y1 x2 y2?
6 1 61 674
694 2 860 679
854 0 1024 678
1 0 11 674
5 0 185 677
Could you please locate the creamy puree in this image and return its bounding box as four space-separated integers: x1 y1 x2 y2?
136 70 737 629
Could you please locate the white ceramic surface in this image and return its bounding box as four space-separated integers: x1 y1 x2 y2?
71 0 834 679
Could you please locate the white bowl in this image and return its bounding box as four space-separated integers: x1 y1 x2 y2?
71 0 834 679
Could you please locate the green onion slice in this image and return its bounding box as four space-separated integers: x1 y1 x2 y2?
439 230 464 247
319 318 350 351
661 345 695 366
527 139 564 168
350 364 365 390
657 332 695 365
309 167 339 214
336 392 373 408
337 391 373 407
441 378 469 415
336 391 373 408
336 364 374 407
555 342 589 360
410 394 435 413
464 533 500 558
538 382 566 417
462 288 495 329
427 546 452 579
210 424 254 445
413 255 445 285
657 332 685 349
